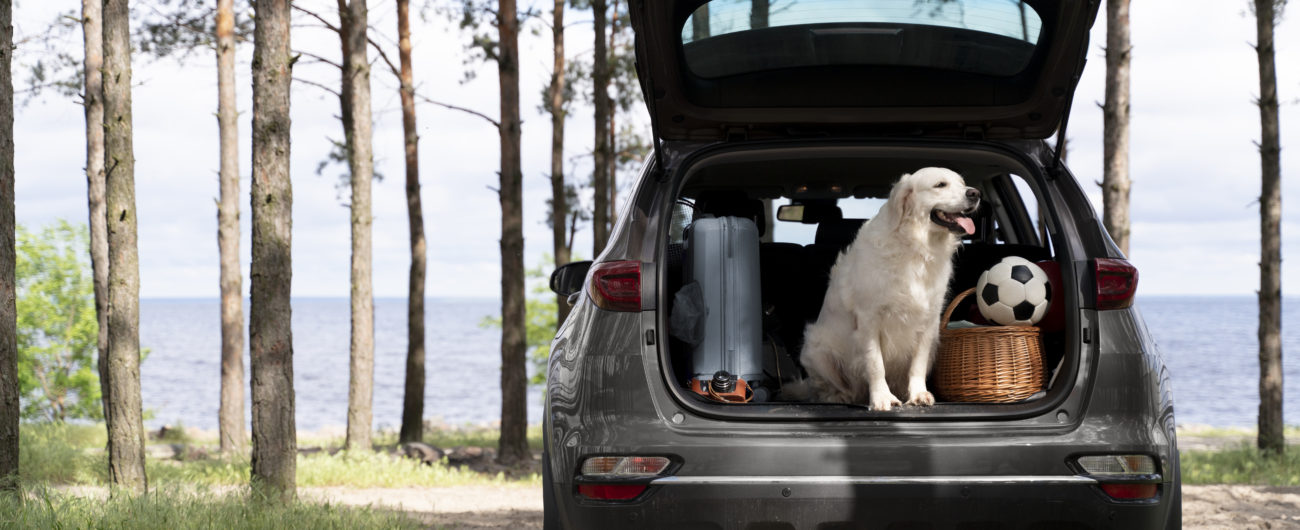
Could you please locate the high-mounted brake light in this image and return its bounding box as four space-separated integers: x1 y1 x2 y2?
1076 454 1160 501
588 261 641 312
1094 258 1138 310
576 456 672 501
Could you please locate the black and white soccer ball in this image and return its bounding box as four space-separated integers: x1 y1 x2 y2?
976 256 1052 326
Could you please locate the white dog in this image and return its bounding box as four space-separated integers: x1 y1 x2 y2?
799 168 980 411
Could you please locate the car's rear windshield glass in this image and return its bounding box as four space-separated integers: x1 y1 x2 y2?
681 0 1044 79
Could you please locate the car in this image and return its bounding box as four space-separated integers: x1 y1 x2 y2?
544 0 1180 528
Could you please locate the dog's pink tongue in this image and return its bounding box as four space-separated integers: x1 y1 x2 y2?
957 216 975 235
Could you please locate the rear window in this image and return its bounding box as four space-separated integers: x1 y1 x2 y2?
681 0 1044 79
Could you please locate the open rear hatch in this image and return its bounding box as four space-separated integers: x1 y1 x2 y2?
629 0 1100 142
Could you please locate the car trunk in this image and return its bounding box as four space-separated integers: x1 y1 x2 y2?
653 140 1089 421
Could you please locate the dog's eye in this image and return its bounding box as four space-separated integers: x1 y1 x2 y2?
934 181 948 188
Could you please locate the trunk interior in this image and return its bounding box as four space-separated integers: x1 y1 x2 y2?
656 142 1082 420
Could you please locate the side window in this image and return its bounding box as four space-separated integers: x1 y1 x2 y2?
1008 173 1051 249
669 201 693 244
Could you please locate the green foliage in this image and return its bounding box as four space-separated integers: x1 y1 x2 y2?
18 423 107 485
0 487 423 530
1181 444 1300 486
15 222 102 422
134 0 256 59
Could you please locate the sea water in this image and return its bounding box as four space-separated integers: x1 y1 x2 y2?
138 296 1297 431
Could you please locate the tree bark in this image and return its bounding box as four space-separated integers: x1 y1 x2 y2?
0 0 19 494
1102 0 1131 255
1253 0 1284 455
397 0 427 445
607 4 619 233
751 0 768 28
591 0 609 258
81 0 111 430
103 0 148 494
339 0 376 453
216 0 246 455
692 4 710 40
497 0 529 466
549 0 571 328
249 0 296 500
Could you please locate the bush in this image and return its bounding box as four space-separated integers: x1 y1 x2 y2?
18 423 106 485
1181 444 1300 486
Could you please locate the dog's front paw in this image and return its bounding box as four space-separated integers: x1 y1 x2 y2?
906 389 935 407
869 392 902 411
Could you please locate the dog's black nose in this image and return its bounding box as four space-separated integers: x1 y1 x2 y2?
966 188 981 201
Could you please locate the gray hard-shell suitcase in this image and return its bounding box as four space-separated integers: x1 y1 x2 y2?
682 215 767 400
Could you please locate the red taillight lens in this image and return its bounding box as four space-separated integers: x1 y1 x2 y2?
577 484 647 500
1099 483 1158 500
1094 258 1138 310
589 261 641 312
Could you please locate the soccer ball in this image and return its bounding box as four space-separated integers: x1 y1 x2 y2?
976 257 1052 326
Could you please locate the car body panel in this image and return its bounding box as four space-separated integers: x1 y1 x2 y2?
544 138 1178 528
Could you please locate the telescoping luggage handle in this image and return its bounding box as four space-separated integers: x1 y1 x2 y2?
689 370 753 403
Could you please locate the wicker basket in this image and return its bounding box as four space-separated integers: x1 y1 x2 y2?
934 288 1045 403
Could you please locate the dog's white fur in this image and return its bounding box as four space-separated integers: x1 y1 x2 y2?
799 168 979 411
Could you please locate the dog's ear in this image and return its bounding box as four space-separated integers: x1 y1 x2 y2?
887 173 916 221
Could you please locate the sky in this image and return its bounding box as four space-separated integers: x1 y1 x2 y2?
9 0 1300 298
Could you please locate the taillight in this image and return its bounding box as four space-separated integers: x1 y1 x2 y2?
1094 258 1138 310
588 261 641 312
581 456 671 477
1076 454 1160 501
576 456 672 501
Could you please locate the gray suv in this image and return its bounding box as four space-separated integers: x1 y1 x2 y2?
545 1 1179 528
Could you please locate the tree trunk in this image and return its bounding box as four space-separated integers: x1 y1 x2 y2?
0 0 19 494
591 0 609 258
82 0 110 430
1101 0 1131 255
102 0 148 495
751 0 768 28
497 0 529 466
339 0 376 453
549 0 571 328
249 0 296 501
397 0 427 445
692 4 710 40
215 0 246 455
1253 0 1284 455
607 5 618 234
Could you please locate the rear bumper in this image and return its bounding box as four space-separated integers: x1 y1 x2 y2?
557 477 1171 529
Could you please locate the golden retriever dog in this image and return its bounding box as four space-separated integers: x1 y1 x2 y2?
799 168 980 411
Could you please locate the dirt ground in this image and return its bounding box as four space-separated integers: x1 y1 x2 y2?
301 484 1300 529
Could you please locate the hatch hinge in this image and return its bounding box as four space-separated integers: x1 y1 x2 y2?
963 125 987 140
1053 57 1088 172
725 127 749 142
634 34 668 178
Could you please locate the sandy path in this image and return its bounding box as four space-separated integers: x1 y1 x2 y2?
307 485 1300 529
300 486 542 529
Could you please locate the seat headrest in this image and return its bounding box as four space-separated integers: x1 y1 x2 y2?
815 218 866 249
694 190 766 236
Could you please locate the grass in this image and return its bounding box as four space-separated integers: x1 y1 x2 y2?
0 487 421 530
1181 443 1300 486
17 422 540 490
146 451 540 489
